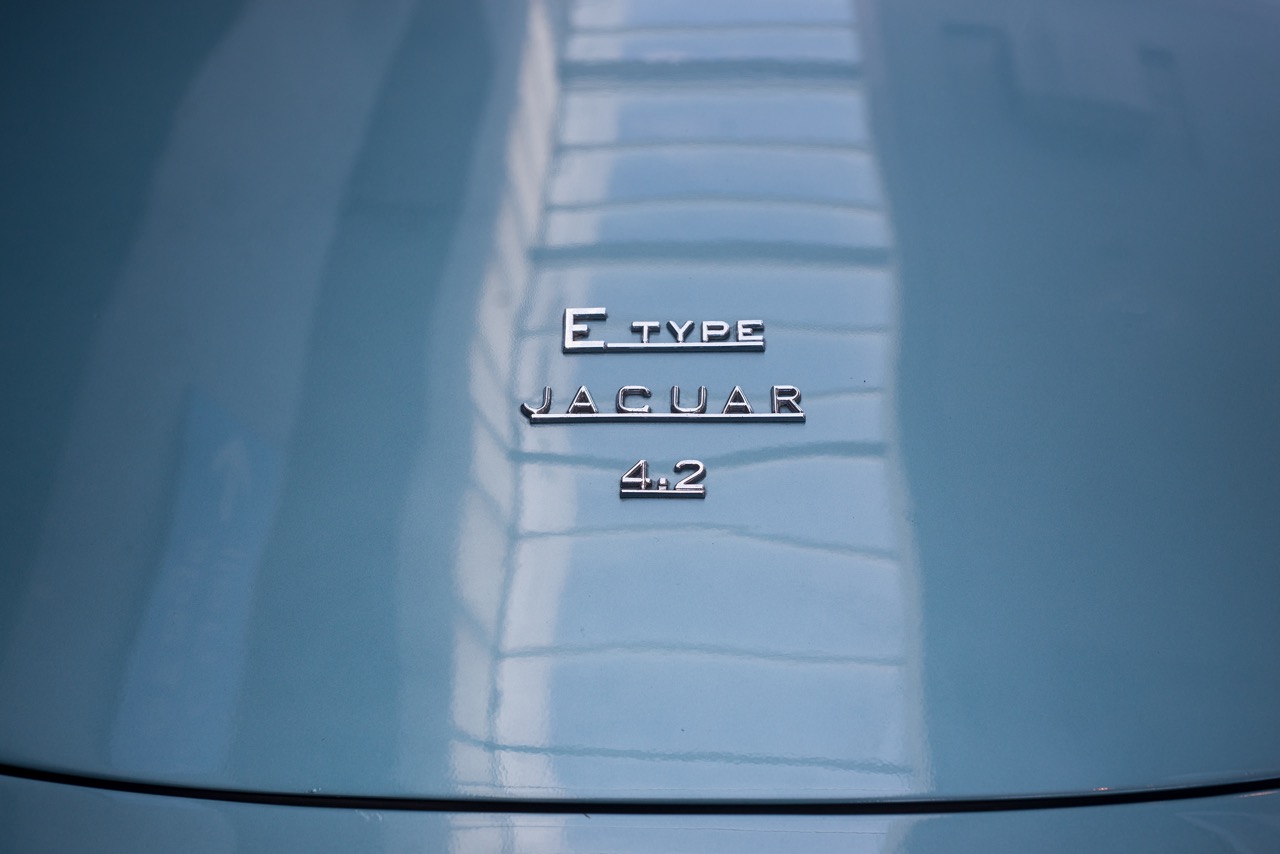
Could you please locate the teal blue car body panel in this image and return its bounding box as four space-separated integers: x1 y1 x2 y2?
4 775 1280 853
2 0 1280 843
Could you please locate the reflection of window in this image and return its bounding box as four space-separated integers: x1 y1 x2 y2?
446 0 920 811
562 92 870 145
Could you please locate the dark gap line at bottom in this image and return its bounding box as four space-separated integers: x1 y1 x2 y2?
1 763 1277 816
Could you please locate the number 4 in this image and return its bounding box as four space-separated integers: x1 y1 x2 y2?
620 459 651 491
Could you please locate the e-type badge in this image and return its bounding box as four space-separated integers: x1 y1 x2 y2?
563 307 765 353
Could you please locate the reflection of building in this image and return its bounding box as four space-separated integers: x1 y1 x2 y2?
433 0 925 831
0 0 424 782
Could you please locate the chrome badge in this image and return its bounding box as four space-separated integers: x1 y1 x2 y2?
521 306 808 499
521 384 802 423
563 307 765 353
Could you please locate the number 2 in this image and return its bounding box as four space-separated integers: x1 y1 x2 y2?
672 460 706 494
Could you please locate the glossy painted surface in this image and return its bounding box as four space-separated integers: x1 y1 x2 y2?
2 0 1279 804
4 776 1280 853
